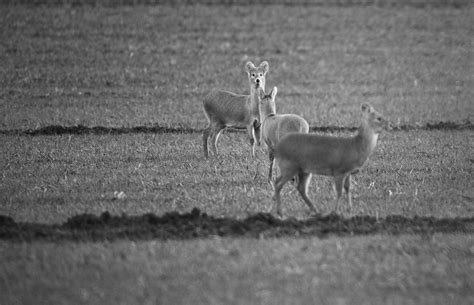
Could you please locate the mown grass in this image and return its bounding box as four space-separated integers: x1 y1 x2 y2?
1 234 473 305
0 5 472 130
1 128 471 223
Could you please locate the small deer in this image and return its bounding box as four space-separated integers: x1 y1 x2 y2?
272 103 390 217
202 61 269 158
258 86 309 186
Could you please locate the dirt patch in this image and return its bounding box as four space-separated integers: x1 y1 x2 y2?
1 125 195 136
0 120 472 137
1 208 472 242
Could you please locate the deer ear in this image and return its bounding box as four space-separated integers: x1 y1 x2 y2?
258 87 266 101
259 61 269 74
270 86 278 99
361 103 373 113
245 61 256 73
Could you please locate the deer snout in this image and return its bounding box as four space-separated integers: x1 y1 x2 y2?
255 78 261 88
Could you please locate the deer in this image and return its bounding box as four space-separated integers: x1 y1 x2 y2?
202 61 269 159
258 86 309 186
272 103 390 217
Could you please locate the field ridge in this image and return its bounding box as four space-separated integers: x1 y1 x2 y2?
0 0 470 8
1 208 473 242
0 120 472 136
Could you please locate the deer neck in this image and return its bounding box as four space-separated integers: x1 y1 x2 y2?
261 100 276 118
355 121 379 158
249 84 263 119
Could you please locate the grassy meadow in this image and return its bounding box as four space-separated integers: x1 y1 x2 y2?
0 129 472 223
0 2 473 305
2 235 473 305
0 4 472 130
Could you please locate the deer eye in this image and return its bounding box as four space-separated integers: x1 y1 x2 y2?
259 73 263 77
251 73 256 77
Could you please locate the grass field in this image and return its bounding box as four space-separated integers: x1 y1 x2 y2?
1 235 473 305
1 4 472 130
0 2 473 305
1 129 472 223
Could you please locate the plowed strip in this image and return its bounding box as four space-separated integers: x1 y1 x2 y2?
1 208 472 242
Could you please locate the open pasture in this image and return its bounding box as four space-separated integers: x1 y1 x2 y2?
0 1 473 304
0 129 472 223
0 3 472 130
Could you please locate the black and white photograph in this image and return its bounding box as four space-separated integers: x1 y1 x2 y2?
0 0 472 304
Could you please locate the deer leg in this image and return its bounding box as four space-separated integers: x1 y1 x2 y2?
210 125 224 156
253 120 262 146
247 125 257 157
333 175 345 214
202 125 211 159
267 149 274 187
344 175 352 213
296 172 317 214
273 167 296 217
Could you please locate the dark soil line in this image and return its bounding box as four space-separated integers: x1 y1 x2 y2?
0 120 472 136
5 0 470 9
1 208 473 242
0 125 196 136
